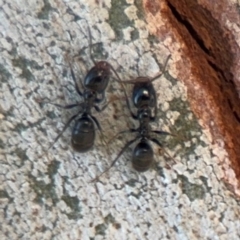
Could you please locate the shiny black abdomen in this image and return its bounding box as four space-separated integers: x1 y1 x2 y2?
71 116 95 152
132 140 154 172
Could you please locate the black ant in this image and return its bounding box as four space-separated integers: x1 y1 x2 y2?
43 26 121 152
93 55 173 179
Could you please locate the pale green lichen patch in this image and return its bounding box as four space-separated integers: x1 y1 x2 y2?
130 28 140 41
12 57 43 82
14 123 28 133
90 42 109 62
109 0 133 40
157 96 205 158
29 160 60 205
47 160 60 176
95 223 107 236
0 138 4 149
0 190 9 199
14 147 28 166
179 175 206 201
0 63 11 84
134 0 145 20
94 214 118 236
104 213 116 224
37 0 55 20
125 178 138 187
29 175 58 205
46 110 58 120
61 195 82 220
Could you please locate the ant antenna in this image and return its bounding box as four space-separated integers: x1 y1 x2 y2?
79 19 97 65
149 54 171 83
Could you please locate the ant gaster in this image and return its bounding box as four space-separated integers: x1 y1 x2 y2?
94 55 173 179
45 26 121 152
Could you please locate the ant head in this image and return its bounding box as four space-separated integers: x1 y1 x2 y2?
84 62 110 93
132 80 156 109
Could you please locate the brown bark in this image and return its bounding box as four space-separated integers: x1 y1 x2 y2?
144 0 240 188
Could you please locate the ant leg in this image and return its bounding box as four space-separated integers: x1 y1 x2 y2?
48 110 81 150
70 66 83 97
90 136 139 182
94 94 126 112
151 130 175 137
90 114 111 149
90 115 102 131
43 102 80 109
150 137 164 148
107 128 138 145
127 99 138 120
90 114 109 146
90 114 111 165
94 104 107 112
122 84 137 120
106 64 137 120
78 18 97 64
94 97 115 112
150 137 176 165
86 24 97 65
149 54 171 83
80 19 97 65
150 55 171 121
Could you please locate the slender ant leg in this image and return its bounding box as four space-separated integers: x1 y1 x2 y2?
43 102 80 109
106 128 138 145
48 109 82 150
70 66 84 97
149 54 171 121
84 22 97 65
91 136 140 182
90 115 102 132
151 130 174 136
150 137 176 164
150 137 164 148
94 104 108 112
149 54 171 83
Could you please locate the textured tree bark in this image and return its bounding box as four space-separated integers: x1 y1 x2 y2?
144 0 240 192
0 0 240 239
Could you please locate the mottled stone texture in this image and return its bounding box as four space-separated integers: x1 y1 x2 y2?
0 0 240 239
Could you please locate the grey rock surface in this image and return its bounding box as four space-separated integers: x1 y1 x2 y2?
0 0 240 239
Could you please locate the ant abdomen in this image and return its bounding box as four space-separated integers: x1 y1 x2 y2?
71 116 95 152
132 139 154 172
43 24 123 154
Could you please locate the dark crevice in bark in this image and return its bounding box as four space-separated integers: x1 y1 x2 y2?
167 1 210 56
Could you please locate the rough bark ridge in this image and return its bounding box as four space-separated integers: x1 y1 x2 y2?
145 0 240 188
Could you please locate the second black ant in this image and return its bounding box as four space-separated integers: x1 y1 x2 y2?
44 26 121 152
93 55 173 180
